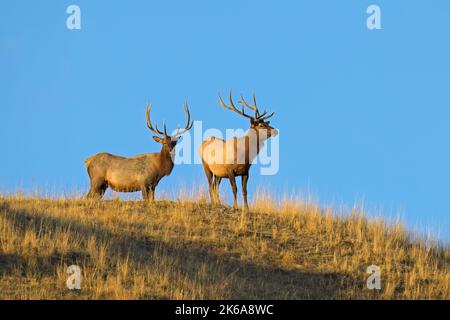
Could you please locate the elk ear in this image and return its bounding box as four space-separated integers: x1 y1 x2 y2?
153 136 164 143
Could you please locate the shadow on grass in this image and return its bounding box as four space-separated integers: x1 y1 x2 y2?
0 201 363 299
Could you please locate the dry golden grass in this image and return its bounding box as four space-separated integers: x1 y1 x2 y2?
0 192 448 299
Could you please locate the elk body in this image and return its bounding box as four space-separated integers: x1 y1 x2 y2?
85 103 193 200
200 91 277 209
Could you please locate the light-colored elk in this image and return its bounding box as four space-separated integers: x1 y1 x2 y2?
85 103 193 200
200 90 277 209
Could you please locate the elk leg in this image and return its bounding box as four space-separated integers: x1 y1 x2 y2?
242 174 249 210
99 183 108 198
203 163 215 204
229 174 238 209
149 185 156 201
142 184 155 202
213 176 222 205
141 185 149 201
87 179 107 199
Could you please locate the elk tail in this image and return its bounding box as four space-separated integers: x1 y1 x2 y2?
84 155 95 168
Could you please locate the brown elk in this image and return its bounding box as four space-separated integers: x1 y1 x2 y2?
85 103 193 200
200 90 277 209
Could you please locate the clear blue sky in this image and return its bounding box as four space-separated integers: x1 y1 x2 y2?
1 1 449 241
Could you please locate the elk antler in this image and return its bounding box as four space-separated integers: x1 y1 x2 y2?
173 102 194 138
218 90 254 120
239 93 258 114
146 103 167 136
239 94 274 121
258 111 274 121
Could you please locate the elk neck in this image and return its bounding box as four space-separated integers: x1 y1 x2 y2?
158 143 175 175
235 127 270 164
246 127 269 154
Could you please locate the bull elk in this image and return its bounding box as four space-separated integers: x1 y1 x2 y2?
85 103 193 200
200 90 277 209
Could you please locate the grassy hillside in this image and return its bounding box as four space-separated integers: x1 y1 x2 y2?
0 194 448 299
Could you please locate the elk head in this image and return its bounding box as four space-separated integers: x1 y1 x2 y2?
218 90 277 137
146 102 193 152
